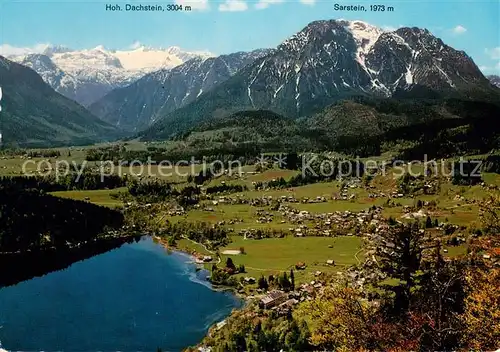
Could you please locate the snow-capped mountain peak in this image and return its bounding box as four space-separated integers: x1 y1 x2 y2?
343 20 383 54
55 48 124 70
340 19 384 70
166 46 183 55
8 45 215 106
488 75 500 88
41 44 72 56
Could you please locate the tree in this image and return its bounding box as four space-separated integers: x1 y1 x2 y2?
426 216 433 228
239 246 245 254
258 275 269 290
297 285 380 350
167 236 176 246
418 254 466 350
238 264 246 273
285 152 299 170
226 257 236 271
246 338 259 352
368 222 430 314
279 272 291 291
460 234 500 350
290 269 295 291
399 173 412 194
479 195 500 234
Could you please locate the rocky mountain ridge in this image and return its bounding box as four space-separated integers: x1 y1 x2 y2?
89 49 272 131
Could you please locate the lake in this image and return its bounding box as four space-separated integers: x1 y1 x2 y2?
0 237 242 351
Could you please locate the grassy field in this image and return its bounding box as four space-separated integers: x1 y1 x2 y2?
443 243 468 258
0 153 100 176
50 188 126 207
219 235 363 284
482 172 500 186
175 238 213 256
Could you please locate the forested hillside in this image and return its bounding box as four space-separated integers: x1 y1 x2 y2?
0 56 120 147
0 183 124 253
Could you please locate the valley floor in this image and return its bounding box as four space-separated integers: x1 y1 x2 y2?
5 146 499 351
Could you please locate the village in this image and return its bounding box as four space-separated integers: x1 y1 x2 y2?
5 150 496 350
165 173 477 312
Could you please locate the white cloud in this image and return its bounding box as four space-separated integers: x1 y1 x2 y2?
299 0 315 5
0 43 51 57
175 0 209 11
485 47 500 60
219 0 248 11
452 25 467 35
255 0 284 10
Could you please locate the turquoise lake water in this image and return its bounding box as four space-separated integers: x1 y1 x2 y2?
0 237 241 351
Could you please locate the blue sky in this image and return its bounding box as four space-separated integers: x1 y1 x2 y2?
1 0 499 74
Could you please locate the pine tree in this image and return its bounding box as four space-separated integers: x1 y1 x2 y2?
226 257 236 271
426 216 433 228
238 264 245 273
368 222 430 315
258 275 269 290
279 272 291 291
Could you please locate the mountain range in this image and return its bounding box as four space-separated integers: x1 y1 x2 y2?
8 45 213 107
3 19 500 148
0 55 118 147
139 20 498 140
88 49 272 131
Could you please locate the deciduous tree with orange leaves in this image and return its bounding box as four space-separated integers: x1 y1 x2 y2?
460 235 500 350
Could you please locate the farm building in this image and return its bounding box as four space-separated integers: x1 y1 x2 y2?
259 290 287 309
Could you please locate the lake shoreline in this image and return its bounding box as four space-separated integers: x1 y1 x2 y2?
0 236 242 352
152 235 249 351
152 235 249 298
0 234 143 288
